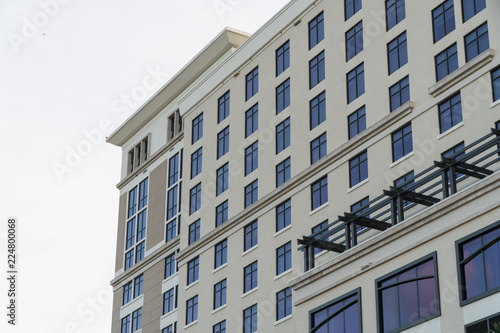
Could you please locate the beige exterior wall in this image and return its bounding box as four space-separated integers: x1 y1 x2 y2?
108 0 500 332
115 192 127 272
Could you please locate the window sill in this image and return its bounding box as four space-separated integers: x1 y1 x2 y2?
241 287 258 298
347 178 369 193
428 48 494 97
211 304 227 315
185 280 199 291
162 272 179 285
437 122 464 140
309 202 329 216
390 151 415 168
314 250 327 258
212 263 227 274
241 245 258 257
274 225 292 237
160 308 177 320
491 99 500 108
274 269 292 281
184 320 198 330
274 315 293 326
120 294 144 311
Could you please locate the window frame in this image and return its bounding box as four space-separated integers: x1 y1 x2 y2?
311 176 328 210
186 295 198 325
214 279 227 310
491 66 500 102
435 43 458 81
310 91 326 130
214 239 228 269
276 287 292 321
464 22 489 62
217 126 230 159
309 288 362 333
276 157 291 187
245 141 258 176
191 113 203 144
455 220 500 306
187 257 199 285
246 67 259 101
348 105 366 139
215 200 229 227
310 132 327 164
387 31 408 75
276 241 292 275
389 75 410 112
244 220 258 251
244 180 258 208
346 20 363 61
438 92 462 133
375 252 441 333
462 0 486 23
276 40 290 76
347 63 365 104
218 90 230 123
391 123 413 162
276 117 291 154
345 0 362 21
189 183 202 215
386 0 406 31
188 219 200 245
309 11 324 50
245 103 259 138
432 0 456 43
276 78 291 114
276 199 291 232
309 51 326 89
349 151 368 188
244 261 258 293
190 147 203 179
216 163 229 196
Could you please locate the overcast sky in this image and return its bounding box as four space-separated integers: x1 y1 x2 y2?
0 0 289 331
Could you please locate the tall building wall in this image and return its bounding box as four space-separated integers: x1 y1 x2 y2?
108 0 500 332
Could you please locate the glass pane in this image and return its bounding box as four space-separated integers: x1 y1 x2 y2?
399 281 418 326
485 242 500 291
464 253 486 299
382 287 399 332
344 302 360 332
418 278 438 317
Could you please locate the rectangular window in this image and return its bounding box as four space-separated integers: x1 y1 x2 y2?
163 323 177 333
138 178 148 210
246 67 259 101
350 151 368 187
276 199 291 232
244 180 258 208
276 117 291 154
133 275 143 298
125 250 134 271
214 239 227 269
126 219 136 250
311 132 327 164
310 91 326 130
456 221 500 305
351 197 369 217
187 257 199 285
276 40 290 76
137 211 146 241
386 0 405 31
166 218 177 242
213 320 226 333
243 304 258 333
442 141 466 181
276 157 291 187
311 176 328 210
276 241 292 275
276 287 292 320
192 113 203 144
347 63 365 104
462 0 486 22
394 170 415 208
376 253 440 332
388 32 408 75
165 252 176 279
218 91 230 123
189 183 201 215
492 67 500 102
135 241 145 263
310 289 361 333
131 308 141 332
191 148 202 179
390 75 410 111
121 315 130 333
128 187 137 218
167 185 178 221
128 149 135 174
439 92 462 133
245 141 258 176
432 0 455 43
465 312 500 333
214 279 227 309
465 22 489 62
168 153 179 187
309 12 324 49
123 281 132 305
188 219 200 245
186 296 198 325
244 220 258 251
276 78 291 114
216 200 228 227
346 21 363 61
216 163 229 196
312 221 329 255
345 0 362 21
245 104 259 138
348 106 366 139
217 126 230 159
309 51 325 89
392 123 413 162
435 43 458 81
244 261 258 292
163 288 175 315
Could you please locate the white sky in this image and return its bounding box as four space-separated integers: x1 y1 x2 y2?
0 0 289 331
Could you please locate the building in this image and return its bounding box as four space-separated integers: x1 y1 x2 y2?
107 0 500 332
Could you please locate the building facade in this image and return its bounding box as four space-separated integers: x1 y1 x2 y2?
108 0 500 332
